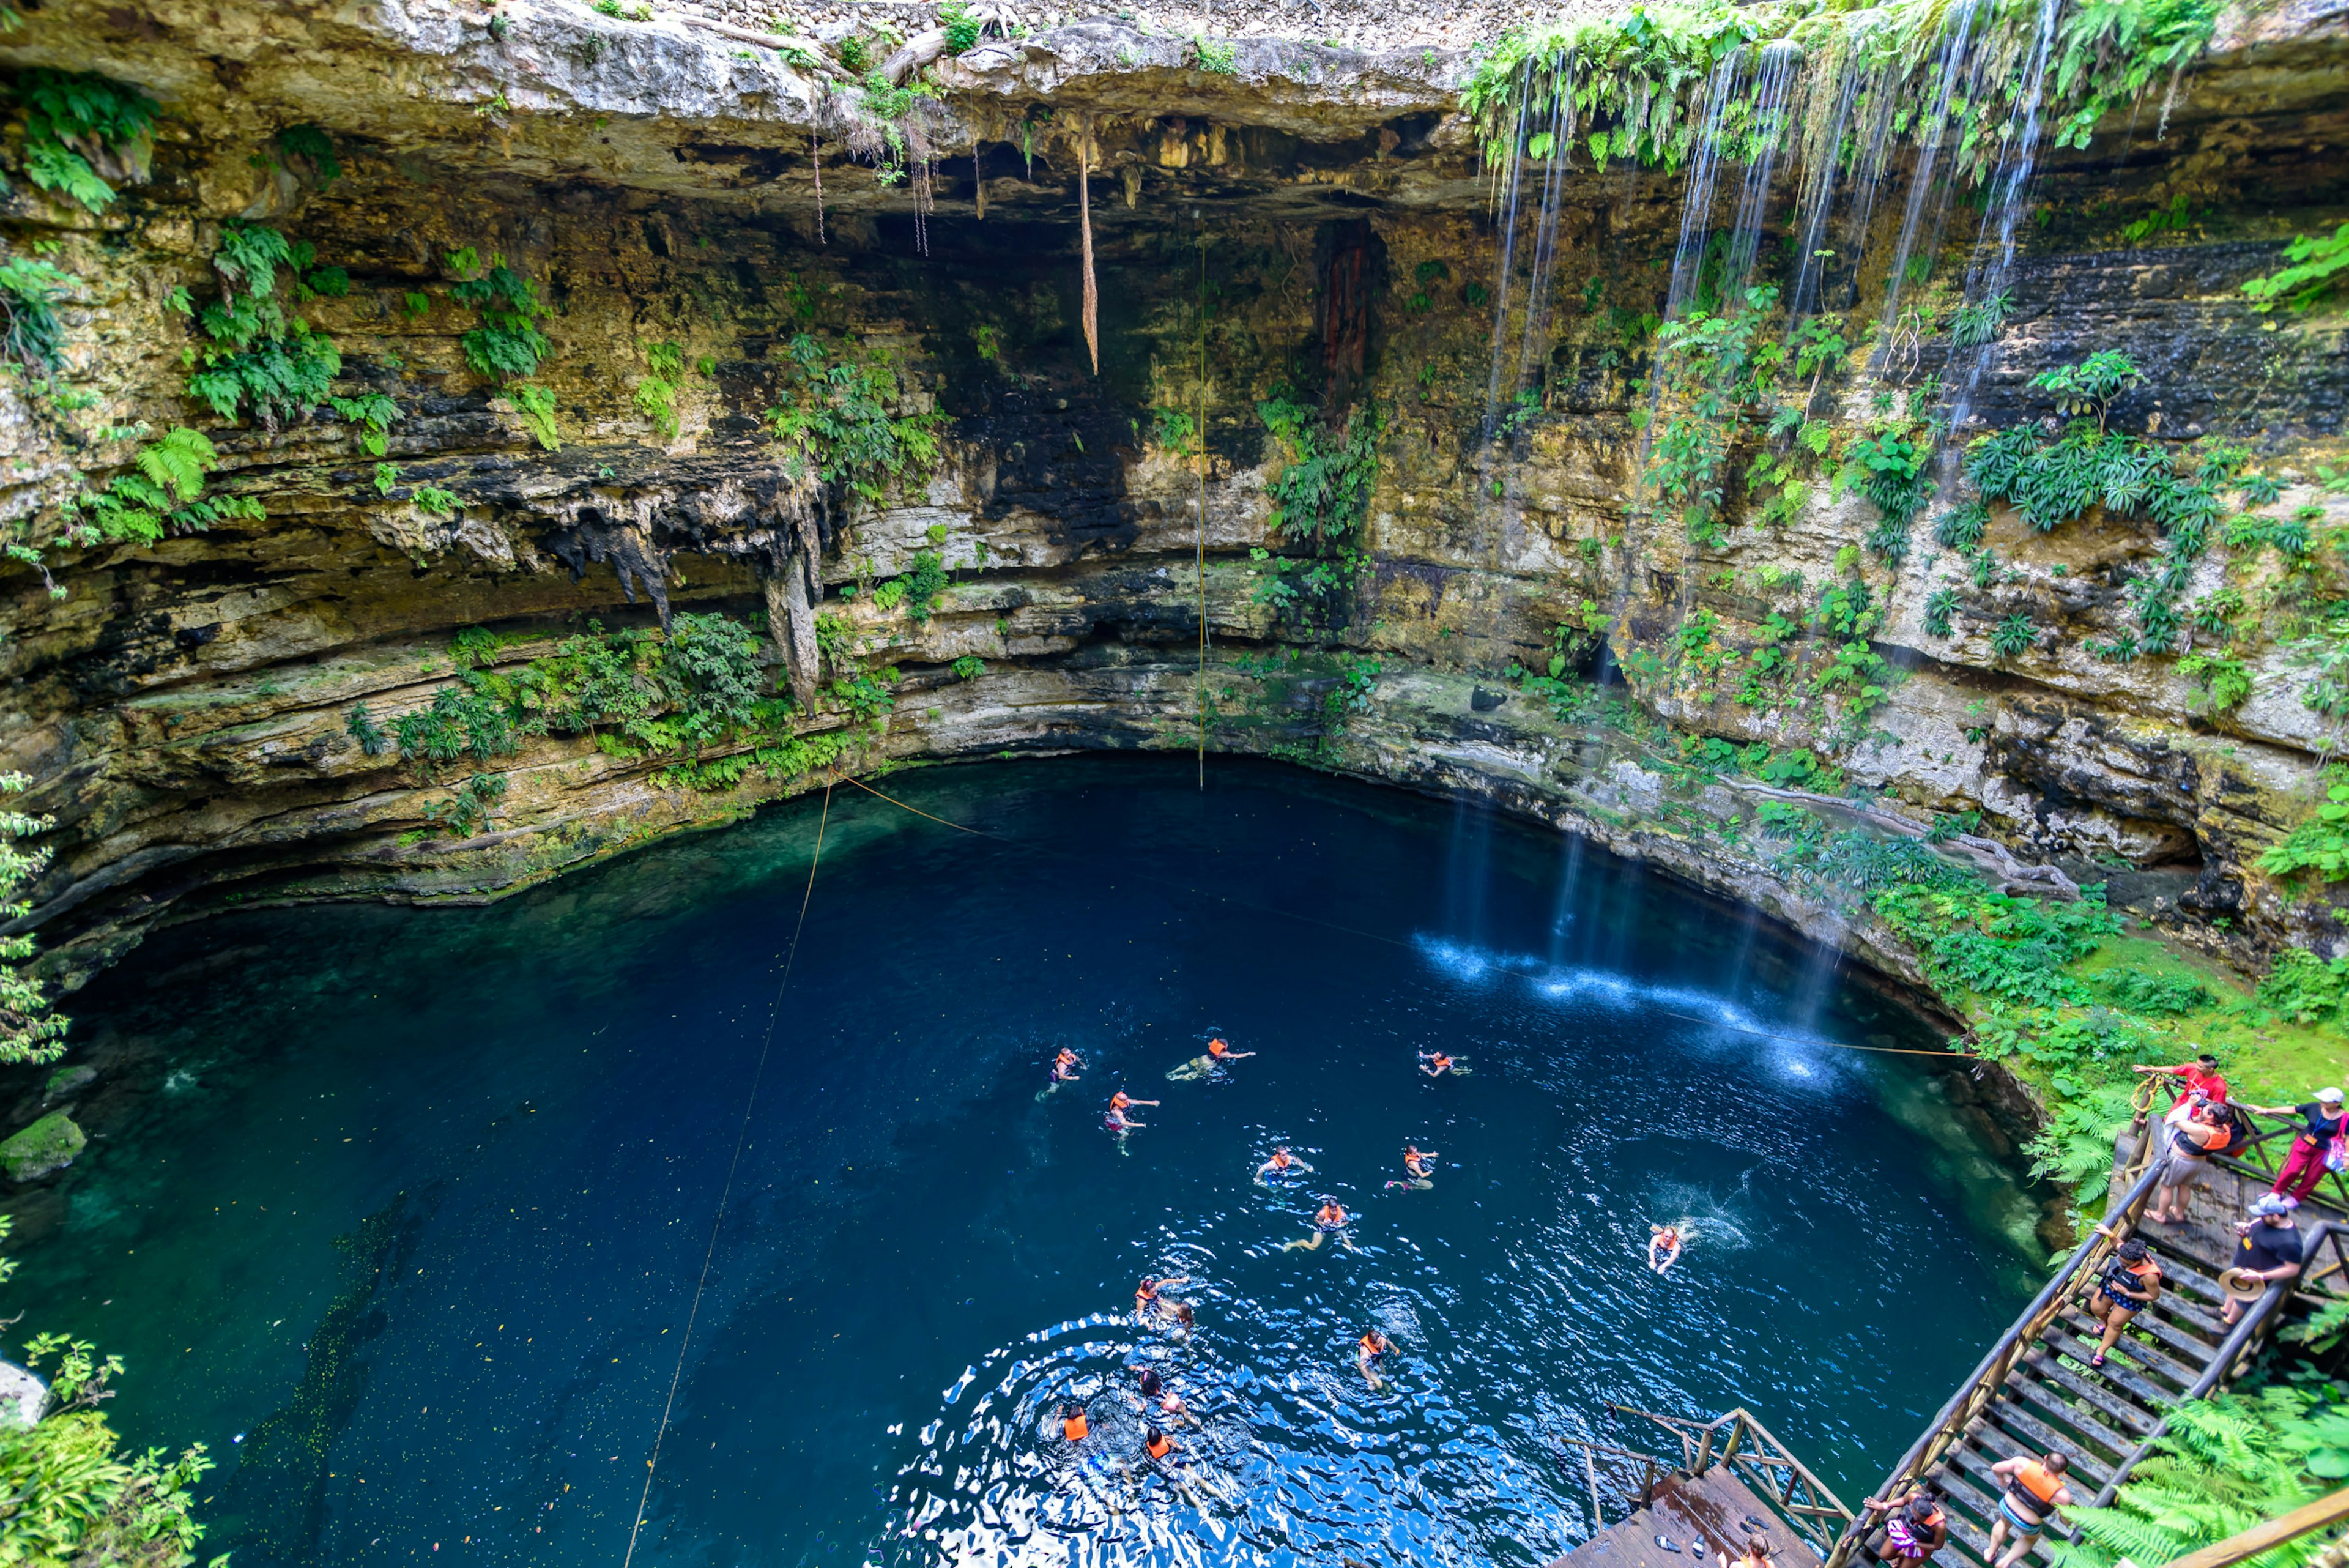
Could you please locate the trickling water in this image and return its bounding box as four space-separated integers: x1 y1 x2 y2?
1871 0 1991 359
1662 50 1747 320
1717 40 1804 306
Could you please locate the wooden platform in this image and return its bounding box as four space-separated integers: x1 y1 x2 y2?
1544 1466 1786 1568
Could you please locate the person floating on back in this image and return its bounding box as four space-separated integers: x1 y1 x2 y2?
1418 1050 1457 1078
1256 1145 1313 1184
1984 1451 2071 1568
1357 1327 1393 1389
2084 1233 2162 1369
1384 1145 1439 1190
1649 1223 1684 1273
1282 1198 1353 1252
1861 1487 1948 1566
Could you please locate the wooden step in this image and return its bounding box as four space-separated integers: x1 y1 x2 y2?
1975 1397 2121 1487
2017 1349 2164 1437
2054 1309 2203 1389
1999 1373 2142 1462
2036 1326 2180 1409
1959 1415 2114 1495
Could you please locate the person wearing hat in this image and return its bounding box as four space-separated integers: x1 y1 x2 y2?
2237 1086 2346 1204
2219 1195 2304 1325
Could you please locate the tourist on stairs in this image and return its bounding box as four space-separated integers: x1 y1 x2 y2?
2084 1235 2163 1369
1384 1145 1438 1190
2236 1085 2345 1204
1860 1487 1947 1566
2145 1097 2230 1224
1983 1451 2072 1568
1649 1224 1684 1273
2221 1195 2304 1326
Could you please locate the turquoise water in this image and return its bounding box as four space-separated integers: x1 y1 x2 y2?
11 757 2040 1568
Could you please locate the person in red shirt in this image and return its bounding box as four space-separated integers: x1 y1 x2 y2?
2136 1053 2227 1109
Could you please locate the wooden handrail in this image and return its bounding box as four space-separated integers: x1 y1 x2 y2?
2150 1485 2349 1568
1605 1405 1854 1554
1822 1157 2172 1568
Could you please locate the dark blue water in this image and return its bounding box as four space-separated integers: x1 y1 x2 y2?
12 757 2040 1568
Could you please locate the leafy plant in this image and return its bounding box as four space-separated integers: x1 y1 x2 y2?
1946 289 2014 348
2029 350 2143 429
762 332 942 506
11 70 158 213
1990 612 2038 657
448 253 551 382
2259 778 2349 885
1923 585 1960 638
1253 395 1384 622
62 428 264 547
0 774 67 1064
1192 36 1238 72
502 383 560 450
2176 649 2252 711
2243 223 2349 314
949 655 986 680
940 0 982 52
421 772 509 838
273 123 341 181
0 256 76 371
328 392 403 456
412 485 459 517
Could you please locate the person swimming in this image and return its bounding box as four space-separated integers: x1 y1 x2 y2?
1384 1145 1439 1190
1649 1223 1684 1273
1134 1274 1191 1321
1255 1145 1314 1183
1170 1036 1257 1081
1357 1327 1393 1388
1053 1049 1083 1083
1418 1050 1461 1077
1059 1401 1090 1443
1104 1090 1159 1149
1282 1198 1353 1252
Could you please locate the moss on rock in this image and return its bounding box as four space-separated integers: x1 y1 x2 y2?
0 1114 87 1183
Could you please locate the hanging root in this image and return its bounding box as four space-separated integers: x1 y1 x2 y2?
1079 122 1099 376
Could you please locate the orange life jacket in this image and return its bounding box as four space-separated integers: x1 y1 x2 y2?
2009 1460 2061 1506
1147 1433 1171 1458
1208 1039 1230 1057
1360 1334 1384 1356
1063 1412 1088 1442
1319 1205 1345 1226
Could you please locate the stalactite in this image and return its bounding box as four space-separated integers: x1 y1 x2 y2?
1078 121 1099 376
813 129 826 245
974 135 987 219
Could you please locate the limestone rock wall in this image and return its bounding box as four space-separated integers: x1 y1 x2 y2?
2 0 2347 998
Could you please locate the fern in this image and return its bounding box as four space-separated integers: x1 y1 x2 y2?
412 485 459 518
212 223 295 300
0 256 75 371
62 428 262 547
503 383 560 450
328 393 403 456
448 256 550 382
13 70 158 214
634 376 680 439
133 428 216 503
273 124 340 181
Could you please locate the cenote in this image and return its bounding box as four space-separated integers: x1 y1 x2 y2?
14 758 2042 1568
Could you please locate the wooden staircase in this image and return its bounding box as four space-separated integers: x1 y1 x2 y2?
1886 1221 2240 1568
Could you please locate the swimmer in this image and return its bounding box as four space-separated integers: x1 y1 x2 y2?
1104 1090 1159 1151
1059 1401 1090 1444
1169 1036 1256 1081
1418 1050 1460 1077
1649 1223 1683 1273
1357 1327 1393 1389
1384 1145 1439 1190
1138 1365 1192 1424
1134 1274 1191 1320
1053 1049 1084 1083
1171 1301 1195 1339
1282 1198 1354 1252
1256 1145 1315 1183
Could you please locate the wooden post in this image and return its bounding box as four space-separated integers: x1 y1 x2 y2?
1583 1443 1606 1535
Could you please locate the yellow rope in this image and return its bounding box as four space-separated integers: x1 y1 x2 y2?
622 782 833 1568
828 774 1975 1061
